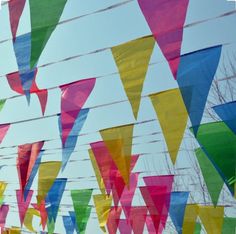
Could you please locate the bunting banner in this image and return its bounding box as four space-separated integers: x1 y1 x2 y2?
0 124 10 144
0 205 9 231
169 192 189 234
111 36 155 119
177 45 222 135
194 223 202 234
222 217 236 234
63 212 79 234
198 206 224 234
138 0 189 78
93 194 112 233
182 204 199 234
149 88 188 163
106 207 122 234
192 121 236 194
0 182 7 206
0 100 6 113
37 161 61 204
100 124 134 185
195 148 224 206
71 189 93 234
23 208 40 233
118 219 132 234
213 101 236 135
32 198 47 231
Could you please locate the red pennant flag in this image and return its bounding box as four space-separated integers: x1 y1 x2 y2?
138 0 189 78
16 190 33 225
60 78 96 146
128 207 147 234
32 198 48 230
8 0 26 41
0 124 10 144
118 219 132 234
107 207 122 234
146 215 158 234
0 205 9 231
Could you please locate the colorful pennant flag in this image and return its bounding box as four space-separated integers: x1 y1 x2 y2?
63 212 79 234
0 205 9 231
23 208 40 233
0 124 10 144
182 204 199 234
106 207 122 234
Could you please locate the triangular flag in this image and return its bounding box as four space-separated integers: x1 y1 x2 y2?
192 121 236 194
198 206 224 234
177 45 222 135
63 212 79 234
29 0 67 68
194 223 201 234
8 0 26 41
182 204 199 234
138 0 189 78
222 217 236 234
60 78 96 147
37 161 61 204
213 101 236 135
0 205 9 230
146 215 156 234
93 194 112 232
0 182 7 206
106 207 122 234
169 192 189 234
45 178 67 224
118 219 132 234
16 189 33 225
0 124 10 144
23 208 40 233
0 100 6 113
100 124 134 185
32 198 47 230
59 108 90 170
195 148 224 206
111 36 155 119
71 189 93 234
149 88 188 163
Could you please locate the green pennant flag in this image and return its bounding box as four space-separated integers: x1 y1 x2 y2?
195 148 224 206
71 189 93 234
47 219 55 234
0 99 6 112
191 121 236 194
194 223 201 234
222 217 236 234
29 0 67 68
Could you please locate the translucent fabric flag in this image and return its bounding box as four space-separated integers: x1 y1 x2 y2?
6 71 48 114
194 223 201 234
100 124 134 185
93 194 112 232
47 219 55 234
0 182 7 206
88 149 106 195
0 205 9 231
0 124 10 144
0 100 6 113
8 0 26 41
198 206 224 234
149 88 188 163
63 212 79 234
195 148 224 206
106 207 122 234
16 189 33 225
29 0 67 68
169 192 189 234
32 198 47 230
23 208 40 233
111 36 155 119
128 206 147 234
71 189 93 234
213 101 236 135
120 173 139 218
177 45 222 135
17 141 44 195
59 108 90 170
192 121 236 194
146 215 156 234
60 78 96 147
138 0 189 78
37 161 61 204
222 217 236 234
45 178 67 224
118 219 132 234
182 204 199 234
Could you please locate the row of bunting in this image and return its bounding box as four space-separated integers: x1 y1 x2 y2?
0 0 235 233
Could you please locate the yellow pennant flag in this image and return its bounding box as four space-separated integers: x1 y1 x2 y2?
0 181 7 204
37 161 61 204
93 194 112 233
100 124 134 185
24 208 40 233
182 204 199 234
89 149 106 195
149 88 188 163
111 36 155 119
198 206 224 234
3 227 21 234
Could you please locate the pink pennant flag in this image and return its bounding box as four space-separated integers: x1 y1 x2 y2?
118 219 132 234
8 0 26 41
128 206 147 234
0 205 9 231
138 0 189 79
107 207 122 234
32 198 47 230
16 190 33 226
146 215 157 234
6 72 24 94
0 124 10 144
60 78 96 146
